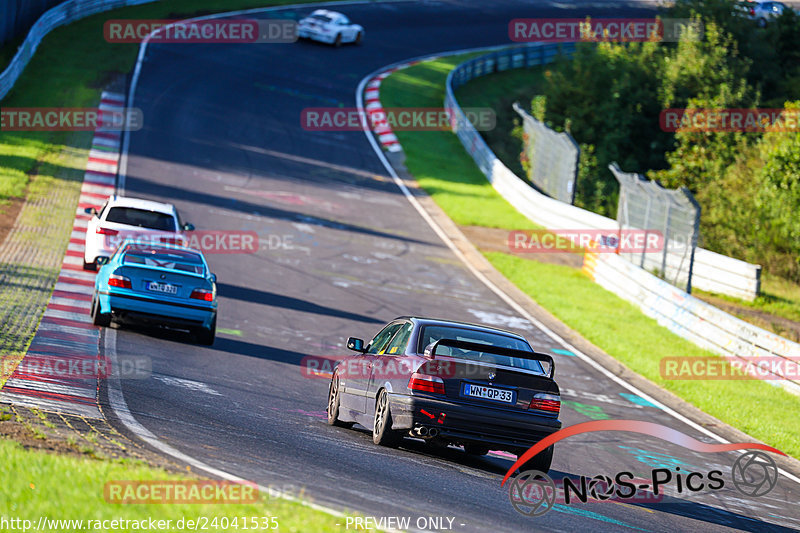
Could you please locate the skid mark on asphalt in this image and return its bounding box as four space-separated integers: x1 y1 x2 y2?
466 309 535 331
152 375 221 396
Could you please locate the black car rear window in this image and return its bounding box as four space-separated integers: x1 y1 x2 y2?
418 325 544 373
105 207 176 231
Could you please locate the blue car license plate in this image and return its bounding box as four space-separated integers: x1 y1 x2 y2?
146 281 178 295
462 383 514 403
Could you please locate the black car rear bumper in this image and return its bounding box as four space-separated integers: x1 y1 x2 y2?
388 392 561 451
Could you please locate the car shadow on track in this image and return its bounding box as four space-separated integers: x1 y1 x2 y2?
216 282 383 324
127 179 429 246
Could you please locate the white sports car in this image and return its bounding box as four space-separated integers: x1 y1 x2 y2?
298 9 363 46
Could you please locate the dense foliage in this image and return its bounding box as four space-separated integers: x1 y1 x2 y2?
523 0 800 280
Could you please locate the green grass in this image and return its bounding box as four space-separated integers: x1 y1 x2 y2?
380 57 539 230
0 438 356 532
440 52 800 339
486 253 800 458
380 55 800 459
695 274 800 341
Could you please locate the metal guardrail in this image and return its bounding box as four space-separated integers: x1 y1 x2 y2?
611 162 701 293
444 43 762 301
584 250 800 396
0 0 159 102
513 102 578 204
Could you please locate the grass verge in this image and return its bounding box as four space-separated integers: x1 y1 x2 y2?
379 55 800 459
442 55 800 341
0 437 355 531
0 1 355 527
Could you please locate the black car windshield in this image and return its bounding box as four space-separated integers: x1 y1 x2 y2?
122 245 205 275
310 14 332 22
418 325 544 373
105 207 176 231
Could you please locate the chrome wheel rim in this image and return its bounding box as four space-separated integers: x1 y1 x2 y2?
374 393 386 433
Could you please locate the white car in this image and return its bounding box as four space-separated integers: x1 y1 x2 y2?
83 196 193 270
297 9 363 46
739 0 788 26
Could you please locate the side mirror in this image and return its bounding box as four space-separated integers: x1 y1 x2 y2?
424 342 438 359
210 273 217 284
84 207 98 216
182 223 195 231
346 337 365 352
96 256 110 266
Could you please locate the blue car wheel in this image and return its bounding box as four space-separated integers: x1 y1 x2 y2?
91 293 111 327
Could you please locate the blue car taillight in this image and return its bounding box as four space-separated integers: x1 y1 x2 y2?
190 288 214 301
108 274 131 289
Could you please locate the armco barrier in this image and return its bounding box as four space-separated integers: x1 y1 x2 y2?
583 250 800 396
0 0 159 102
444 43 762 301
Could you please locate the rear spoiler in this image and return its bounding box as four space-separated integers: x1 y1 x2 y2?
424 339 555 379
120 257 207 278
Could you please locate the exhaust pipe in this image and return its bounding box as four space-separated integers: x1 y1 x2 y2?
428 427 439 438
414 426 429 437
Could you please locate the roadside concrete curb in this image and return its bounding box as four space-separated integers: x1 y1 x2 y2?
0 91 124 419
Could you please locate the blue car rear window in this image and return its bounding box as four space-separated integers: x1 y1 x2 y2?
122 246 205 275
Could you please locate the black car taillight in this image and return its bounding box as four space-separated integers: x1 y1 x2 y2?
529 393 560 414
409 372 445 394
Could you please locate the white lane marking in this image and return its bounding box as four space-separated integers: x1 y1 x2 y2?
354 58 800 487
292 222 316 234
152 375 221 396
111 3 419 530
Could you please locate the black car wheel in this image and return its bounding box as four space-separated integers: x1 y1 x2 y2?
354 32 363 45
91 295 111 327
464 444 490 456
195 315 216 346
758 17 767 28
517 445 554 473
334 33 342 47
327 372 354 428
82 259 96 271
373 390 402 447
